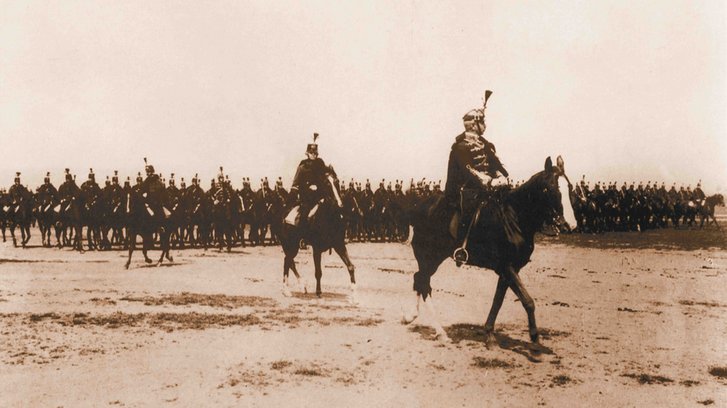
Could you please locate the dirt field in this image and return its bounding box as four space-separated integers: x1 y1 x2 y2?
1 215 725 407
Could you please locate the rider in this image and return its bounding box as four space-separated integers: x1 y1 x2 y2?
444 90 510 265
9 172 31 206
140 158 166 222
290 133 330 231
81 169 102 203
58 169 81 209
37 172 58 198
693 181 706 202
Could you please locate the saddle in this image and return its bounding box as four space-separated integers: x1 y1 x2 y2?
448 186 524 248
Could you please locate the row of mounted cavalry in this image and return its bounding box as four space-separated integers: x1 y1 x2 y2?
0 173 722 255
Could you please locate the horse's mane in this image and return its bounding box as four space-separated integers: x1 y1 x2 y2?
507 170 546 203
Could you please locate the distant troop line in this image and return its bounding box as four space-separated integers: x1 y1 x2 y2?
0 167 721 252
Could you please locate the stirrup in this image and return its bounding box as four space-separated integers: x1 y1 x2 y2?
452 247 468 266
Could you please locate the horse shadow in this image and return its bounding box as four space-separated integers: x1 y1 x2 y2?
409 323 558 363
138 262 186 269
292 292 348 301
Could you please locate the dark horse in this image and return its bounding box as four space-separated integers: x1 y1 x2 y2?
698 194 724 229
278 167 357 302
124 191 173 269
402 156 576 347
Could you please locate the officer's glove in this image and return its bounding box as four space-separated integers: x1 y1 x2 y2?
309 185 318 191
490 177 508 187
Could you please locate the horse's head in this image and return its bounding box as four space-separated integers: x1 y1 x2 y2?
714 194 725 207
528 156 577 232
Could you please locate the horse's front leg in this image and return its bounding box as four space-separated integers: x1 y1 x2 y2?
313 248 323 297
483 275 509 349
503 265 539 344
125 233 135 269
333 244 357 304
142 233 152 263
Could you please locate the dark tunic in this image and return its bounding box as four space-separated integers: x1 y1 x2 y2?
292 157 328 205
444 132 507 200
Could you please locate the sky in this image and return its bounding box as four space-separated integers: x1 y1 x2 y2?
0 0 725 192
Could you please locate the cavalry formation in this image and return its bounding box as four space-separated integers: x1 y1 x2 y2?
0 170 721 254
571 179 723 232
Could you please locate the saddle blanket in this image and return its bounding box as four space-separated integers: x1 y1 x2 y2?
284 204 319 226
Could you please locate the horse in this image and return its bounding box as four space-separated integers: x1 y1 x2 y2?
83 194 106 250
55 196 84 251
341 190 364 241
697 194 724 229
35 189 58 247
211 189 238 252
278 166 357 302
9 192 34 248
124 190 173 269
402 156 577 347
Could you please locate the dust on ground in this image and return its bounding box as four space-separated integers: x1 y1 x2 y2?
0 217 725 407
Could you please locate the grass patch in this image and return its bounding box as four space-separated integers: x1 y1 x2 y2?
551 375 573 386
708 366 727 379
294 367 325 377
120 292 277 309
621 373 674 385
271 360 292 370
472 357 513 369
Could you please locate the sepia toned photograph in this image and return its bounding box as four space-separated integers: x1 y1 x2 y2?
0 1 725 406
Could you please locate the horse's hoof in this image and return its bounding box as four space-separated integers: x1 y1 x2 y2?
401 310 418 325
484 332 498 349
145 259 152 264
434 331 451 343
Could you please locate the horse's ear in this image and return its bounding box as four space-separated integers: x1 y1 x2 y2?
544 156 553 173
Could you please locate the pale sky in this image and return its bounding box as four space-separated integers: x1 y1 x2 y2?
1 1 725 192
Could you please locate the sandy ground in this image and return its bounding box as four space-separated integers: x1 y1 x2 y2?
0 218 726 407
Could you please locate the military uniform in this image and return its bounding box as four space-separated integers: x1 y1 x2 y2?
141 164 166 222
289 133 330 229
81 170 101 203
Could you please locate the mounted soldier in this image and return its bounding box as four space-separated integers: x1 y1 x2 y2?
9 172 31 205
444 90 511 265
81 169 102 202
289 133 331 232
693 181 706 202
140 158 166 223
167 173 180 200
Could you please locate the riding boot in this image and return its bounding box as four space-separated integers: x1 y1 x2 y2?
453 213 473 267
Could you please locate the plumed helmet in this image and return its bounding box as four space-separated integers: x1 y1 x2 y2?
463 90 492 126
180 178 186 189
88 168 95 180
65 168 73 182
136 172 143 183
44 172 51 183
112 170 119 183
218 167 225 182
14 172 21 184
306 132 319 155
144 157 154 175
169 173 175 186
